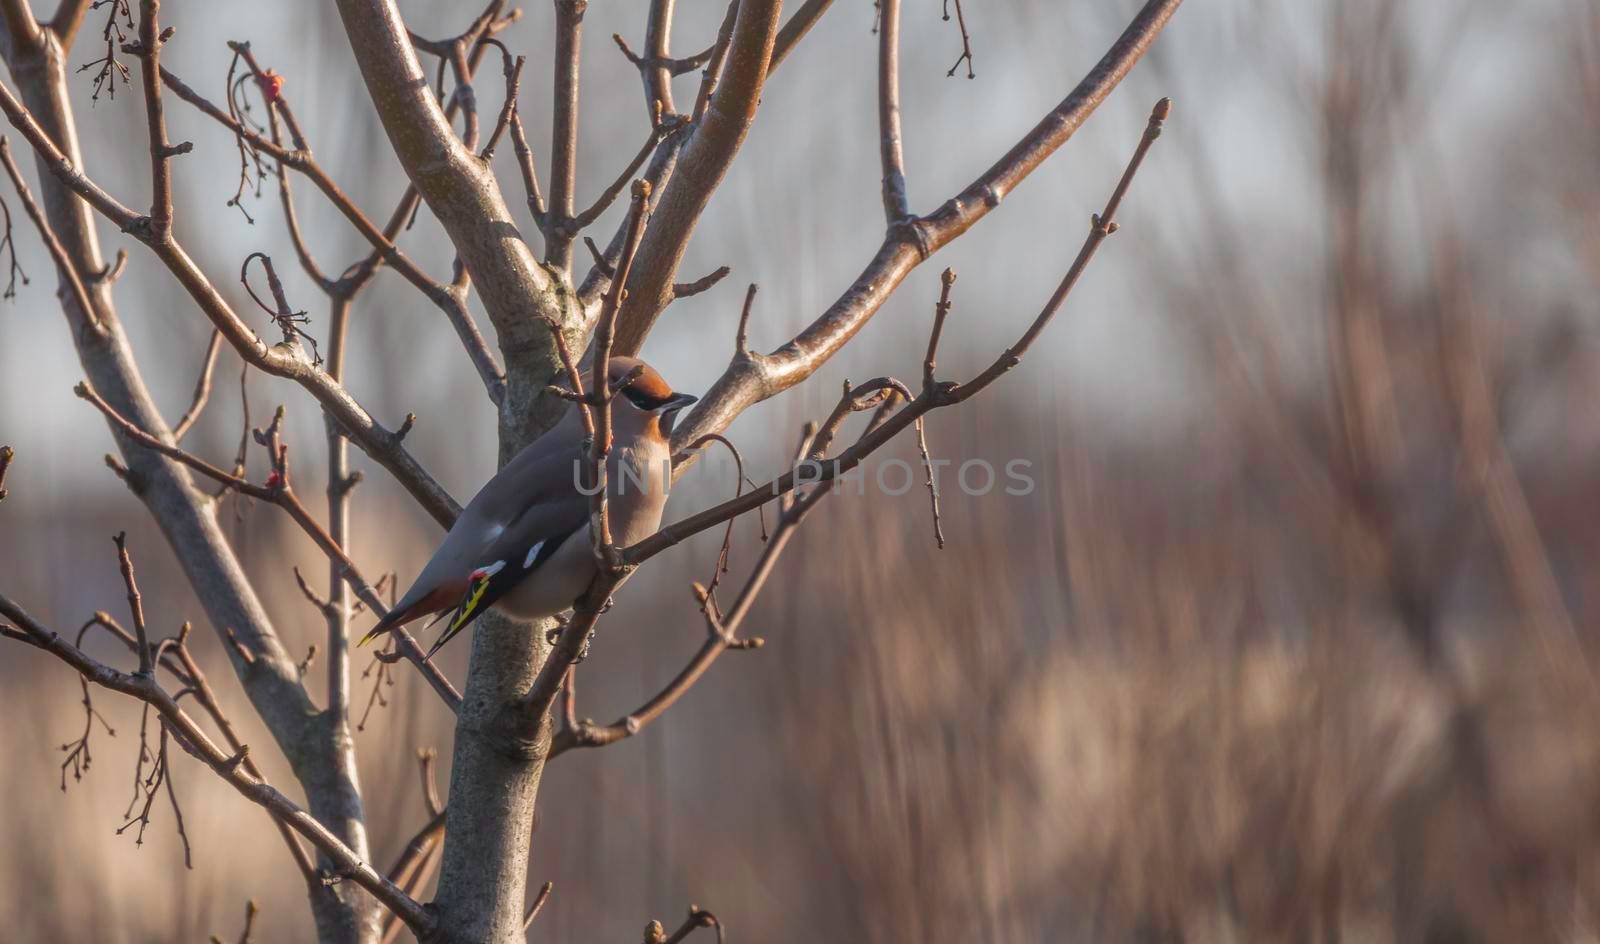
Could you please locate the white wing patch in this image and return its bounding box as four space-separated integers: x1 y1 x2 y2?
469 559 506 581
523 541 545 569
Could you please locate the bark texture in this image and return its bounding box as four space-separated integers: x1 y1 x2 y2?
0 14 377 943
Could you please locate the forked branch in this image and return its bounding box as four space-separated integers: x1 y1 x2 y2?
0 593 434 933
647 98 1173 562
74 382 463 711
671 0 1183 452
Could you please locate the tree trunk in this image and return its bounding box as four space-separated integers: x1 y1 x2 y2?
0 19 377 944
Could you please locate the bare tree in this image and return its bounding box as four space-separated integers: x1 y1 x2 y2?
0 0 1181 941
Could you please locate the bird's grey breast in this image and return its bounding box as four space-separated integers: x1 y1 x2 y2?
608 437 673 544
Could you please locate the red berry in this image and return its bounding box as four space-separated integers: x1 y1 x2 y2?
258 71 285 104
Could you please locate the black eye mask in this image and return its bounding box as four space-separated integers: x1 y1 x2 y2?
623 386 662 411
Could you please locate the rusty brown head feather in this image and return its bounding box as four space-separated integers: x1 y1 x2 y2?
608 356 677 407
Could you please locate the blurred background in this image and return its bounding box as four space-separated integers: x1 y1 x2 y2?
4 0 1600 940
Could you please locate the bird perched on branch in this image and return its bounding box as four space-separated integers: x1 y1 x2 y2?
360 356 697 657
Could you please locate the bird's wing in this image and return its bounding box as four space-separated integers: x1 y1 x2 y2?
361 414 588 646
423 495 588 657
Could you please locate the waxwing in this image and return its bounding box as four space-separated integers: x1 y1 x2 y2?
360 356 696 656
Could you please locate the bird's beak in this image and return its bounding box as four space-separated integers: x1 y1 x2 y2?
657 392 698 436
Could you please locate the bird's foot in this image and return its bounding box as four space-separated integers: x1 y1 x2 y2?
576 625 598 662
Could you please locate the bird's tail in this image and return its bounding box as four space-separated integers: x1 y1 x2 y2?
358 583 460 647
422 574 496 659
357 608 403 647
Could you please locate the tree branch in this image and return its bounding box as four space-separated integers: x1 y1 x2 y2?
672 264 730 300
508 102 547 226
0 67 464 526
478 49 523 162
524 880 553 930
649 97 1172 560
646 905 724 944
112 531 152 675
670 0 1183 455
0 0 43 59
876 0 909 222
611 0 781 355
333 0 575 456
769 0 833 71
75 381 464 712
570 180 651 572
550 444 811 758
171 329 222 441
0 26 391 937
0 135 96 330
571 0 825 313
47 0 93 46
0 593 435 935
641 0 682 116
943 0 974 79
572 121 673 231
546 0 585 274
161 59 507 404
134 0 180 242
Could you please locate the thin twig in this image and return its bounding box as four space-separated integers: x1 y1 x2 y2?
166 621 318 882
208 899 258 944
690 1 739 124
646 905 724 944
113 531 152 676
75 382 464 711
160 723 194 867
550 429 825 759
0 137 95 329
0 183 28 299
641 98 1174 563
76 0 133 103
689 433 747 605
156 64 506 403
357 640 398 731
588 180 653 562
667 0 1182 462
923 268 955 390
914 417 945 548
221 47 265 224
524 881 554 930
172 329 223 441
943 0 975 79
0 593 435 932
240 251 321 366
59 674 114 789
672 265 730 301
508 106 547 226
265 100 334 293
734 283 756 356
418 747 443 816
479 51 524 161
571 123 673 230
